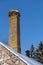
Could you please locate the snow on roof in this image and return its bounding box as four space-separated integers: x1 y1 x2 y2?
0 42 43 65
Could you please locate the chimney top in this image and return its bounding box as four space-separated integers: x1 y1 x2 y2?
8 10 20 17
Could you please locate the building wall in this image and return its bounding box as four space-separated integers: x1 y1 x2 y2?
0 45 27 65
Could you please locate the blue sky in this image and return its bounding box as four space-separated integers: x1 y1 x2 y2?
0 0 43 54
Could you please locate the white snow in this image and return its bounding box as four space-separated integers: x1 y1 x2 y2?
0 42 43 65
9 10 19 13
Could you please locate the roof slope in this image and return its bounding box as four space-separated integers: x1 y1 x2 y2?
0 42 43 65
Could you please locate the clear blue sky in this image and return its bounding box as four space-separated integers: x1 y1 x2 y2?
0 0 43 54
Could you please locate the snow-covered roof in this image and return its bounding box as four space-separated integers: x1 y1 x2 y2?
0 42 43 65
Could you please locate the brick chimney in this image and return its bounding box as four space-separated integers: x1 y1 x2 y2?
8 10 21 53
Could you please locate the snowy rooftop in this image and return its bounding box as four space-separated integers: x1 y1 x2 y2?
0 42 43 65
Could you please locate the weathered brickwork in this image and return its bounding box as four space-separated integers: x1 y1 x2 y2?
9 10 21 53
0 45 27 65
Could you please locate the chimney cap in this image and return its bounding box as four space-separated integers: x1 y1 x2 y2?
8 10 20 17
10 10 19 12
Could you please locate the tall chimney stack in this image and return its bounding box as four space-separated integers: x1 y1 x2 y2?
8 10 21 53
